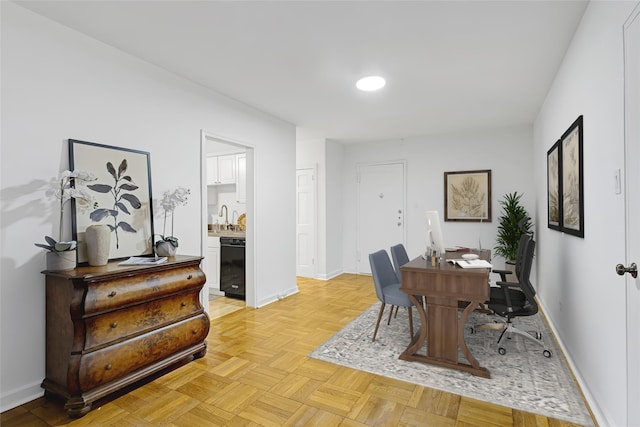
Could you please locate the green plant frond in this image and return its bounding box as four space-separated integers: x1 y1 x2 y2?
493 191 532 262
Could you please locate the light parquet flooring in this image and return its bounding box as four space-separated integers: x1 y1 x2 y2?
2 274 592 427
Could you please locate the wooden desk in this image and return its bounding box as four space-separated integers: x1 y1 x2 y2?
399 250 491 378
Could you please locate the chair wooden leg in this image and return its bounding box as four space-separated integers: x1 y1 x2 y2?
373 302 386 342
387 304 395 325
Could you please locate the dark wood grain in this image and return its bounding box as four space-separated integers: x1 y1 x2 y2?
41 255 209 417
399 251 491 378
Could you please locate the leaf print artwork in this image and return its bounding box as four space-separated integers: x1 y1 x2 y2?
88 159 143 249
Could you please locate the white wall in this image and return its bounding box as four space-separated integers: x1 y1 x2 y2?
533 2 635 426
339 126 535 273
0 3 297 411
325 140 344 278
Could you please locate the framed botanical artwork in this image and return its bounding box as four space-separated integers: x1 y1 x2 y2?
547 140 562 231
69 139 155 263
560 116 584 237
444 169 491 222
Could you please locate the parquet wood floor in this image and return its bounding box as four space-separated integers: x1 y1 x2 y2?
1 274 593 426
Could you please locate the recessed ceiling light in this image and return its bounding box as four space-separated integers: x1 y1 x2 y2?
356 76 386 91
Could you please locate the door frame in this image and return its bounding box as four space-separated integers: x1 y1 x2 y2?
355 160 407 274
624 5 640 425
200 130 256 308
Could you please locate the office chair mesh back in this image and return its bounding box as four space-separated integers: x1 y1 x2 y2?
490 236 537 318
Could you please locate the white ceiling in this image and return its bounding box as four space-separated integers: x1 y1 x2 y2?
15 0 588 143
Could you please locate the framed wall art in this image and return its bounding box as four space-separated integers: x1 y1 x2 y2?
546 115 584 238
69 139 155 263
560 116 584 237
444 169 491 222
547 140 561 231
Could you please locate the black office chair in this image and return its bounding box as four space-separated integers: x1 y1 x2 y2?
491 217 532 283
369 250 414 342
472 233 552 357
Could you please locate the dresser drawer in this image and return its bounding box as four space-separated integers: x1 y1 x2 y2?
84 265 204 315
78 314 209 391
84 290 202 350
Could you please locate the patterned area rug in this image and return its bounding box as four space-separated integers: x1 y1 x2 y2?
309 302 593 426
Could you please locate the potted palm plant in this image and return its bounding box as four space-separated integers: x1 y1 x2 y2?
494 192 532 265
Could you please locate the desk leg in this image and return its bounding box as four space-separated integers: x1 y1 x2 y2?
458 299 490 377
404 295 426 355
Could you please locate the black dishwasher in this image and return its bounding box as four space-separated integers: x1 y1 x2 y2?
219 237 245 300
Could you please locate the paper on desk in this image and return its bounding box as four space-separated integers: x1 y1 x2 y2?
448 259 492 269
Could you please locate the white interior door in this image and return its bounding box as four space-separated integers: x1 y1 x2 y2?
624 7 640 426
356 162 405 274
296 167 316 278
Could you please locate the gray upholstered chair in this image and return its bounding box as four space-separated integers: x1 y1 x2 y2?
391 243 424 313
369 249 414 342
390 243 410 283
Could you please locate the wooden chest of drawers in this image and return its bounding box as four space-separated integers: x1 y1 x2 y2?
41 255 210 417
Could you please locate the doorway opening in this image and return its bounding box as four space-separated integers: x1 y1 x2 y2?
200 131 255 308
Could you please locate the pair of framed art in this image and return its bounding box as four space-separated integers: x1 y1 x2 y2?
547 116 584 238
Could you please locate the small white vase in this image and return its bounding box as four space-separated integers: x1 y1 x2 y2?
86 225 111 266
155 241 177 257
46 249 77 271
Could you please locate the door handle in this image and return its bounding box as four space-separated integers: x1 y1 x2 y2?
616 262 638 278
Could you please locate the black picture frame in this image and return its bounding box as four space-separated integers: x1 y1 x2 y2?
560 116 584 238
69 139 155 263
547 140 562 231
444 169 492 222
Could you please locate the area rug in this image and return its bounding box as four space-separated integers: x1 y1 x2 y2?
310 302 593 426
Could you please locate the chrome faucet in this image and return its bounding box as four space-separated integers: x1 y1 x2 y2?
219 204 229 228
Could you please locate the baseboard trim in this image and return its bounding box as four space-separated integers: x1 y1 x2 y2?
256 286 299 308
1 381 43 413
537 299 605 426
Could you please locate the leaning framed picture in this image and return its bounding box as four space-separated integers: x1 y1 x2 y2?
69 139 155 263
547 139 562 231
560 116 584 237
444 169 491 222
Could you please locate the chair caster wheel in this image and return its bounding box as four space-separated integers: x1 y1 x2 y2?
498 347 506 355
535 332 543 340
543 349 552 358
470 327 475 334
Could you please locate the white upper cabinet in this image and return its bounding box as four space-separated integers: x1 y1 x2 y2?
207 154 236 185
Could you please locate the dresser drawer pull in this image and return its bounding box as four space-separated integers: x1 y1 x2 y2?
187 274 193 280
108 291 117 297
110 322 118 328
105 364 112 371
181 302 187 307
192 329 198 335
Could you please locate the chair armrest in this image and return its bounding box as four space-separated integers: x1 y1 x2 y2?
492 269 513 282
495 280 524 311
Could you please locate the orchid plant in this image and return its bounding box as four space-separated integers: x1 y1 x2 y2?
35 170 97 252
157 187 190 248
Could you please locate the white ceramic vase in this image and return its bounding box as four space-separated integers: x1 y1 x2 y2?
86 225 111 266
46 249 77 271
155 240 177 257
